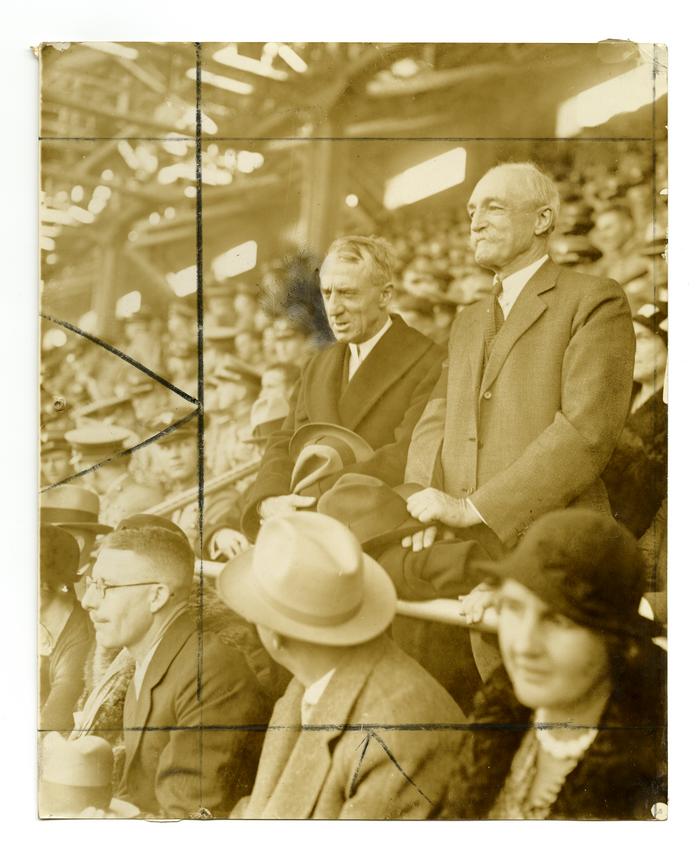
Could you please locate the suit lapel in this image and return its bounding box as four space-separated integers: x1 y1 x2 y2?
338 317 429 430
310 342 346 425
262 637 386 818
122 611 195 776
480 259 559 393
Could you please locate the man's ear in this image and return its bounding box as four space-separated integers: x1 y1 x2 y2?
149 584 172 614
534 206 555 237
379 281 394 307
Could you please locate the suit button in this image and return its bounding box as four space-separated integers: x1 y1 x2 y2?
483 391 492 400
468 436 476 442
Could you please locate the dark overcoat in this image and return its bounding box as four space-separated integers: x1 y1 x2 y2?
119 611 270 818
241 316 443 538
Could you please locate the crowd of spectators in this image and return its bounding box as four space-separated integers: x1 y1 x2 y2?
38 146 668 819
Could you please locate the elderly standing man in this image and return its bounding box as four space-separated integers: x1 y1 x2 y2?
241 235 444 539
403 162 635 627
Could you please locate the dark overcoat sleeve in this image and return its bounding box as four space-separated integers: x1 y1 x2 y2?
238 374 308 539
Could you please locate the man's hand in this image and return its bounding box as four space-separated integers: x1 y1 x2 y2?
459 582 498 629
406 487 479 529
259 493 317 520
209 528 251 561
401 525 438 553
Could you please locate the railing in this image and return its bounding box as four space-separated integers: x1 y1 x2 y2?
150 463 663 641
146 461 497 633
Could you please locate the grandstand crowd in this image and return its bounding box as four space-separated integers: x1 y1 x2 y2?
38 148 668 820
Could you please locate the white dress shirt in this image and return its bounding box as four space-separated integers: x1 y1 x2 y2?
347 317 393 381
496 255 549 319
301 668 336 726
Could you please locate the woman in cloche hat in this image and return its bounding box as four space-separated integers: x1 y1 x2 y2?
440 509 666 820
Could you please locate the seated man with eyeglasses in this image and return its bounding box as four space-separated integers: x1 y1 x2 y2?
80 526 269 818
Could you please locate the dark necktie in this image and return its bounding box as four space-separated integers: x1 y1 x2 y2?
484 275 504 361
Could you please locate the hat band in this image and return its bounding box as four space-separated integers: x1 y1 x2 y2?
41 508 99 525
254 577 363 628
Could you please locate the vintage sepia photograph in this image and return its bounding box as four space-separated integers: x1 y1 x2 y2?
37 40 667 821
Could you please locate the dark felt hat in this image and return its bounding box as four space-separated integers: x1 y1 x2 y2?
288 423 374 493
317 474 425 554
40 524 81 587
474 509 664 638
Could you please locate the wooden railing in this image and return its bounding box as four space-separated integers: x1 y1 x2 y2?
147 462 663 640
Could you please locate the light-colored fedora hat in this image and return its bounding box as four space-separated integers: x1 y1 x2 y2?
217 511 396 646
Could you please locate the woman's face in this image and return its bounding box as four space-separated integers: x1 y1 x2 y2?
633 323 667 384
497 579 612 714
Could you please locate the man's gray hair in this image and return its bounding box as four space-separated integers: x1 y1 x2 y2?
323 235 396 289
489 162 561 233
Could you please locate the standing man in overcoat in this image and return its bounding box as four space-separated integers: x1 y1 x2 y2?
241 235 444 539
403 162 636 624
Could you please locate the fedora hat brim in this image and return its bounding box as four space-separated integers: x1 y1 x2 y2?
54 521 114 534
362 518 426 554
218 548 396 647
289 422 374 462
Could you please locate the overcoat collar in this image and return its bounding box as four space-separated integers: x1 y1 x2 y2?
338 316 432 430
480 259 560 393
252 635 388 819
122 610 195 774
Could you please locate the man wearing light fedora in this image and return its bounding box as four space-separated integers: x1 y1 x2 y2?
317 473 489 711
240 235 444 539
219 511 466 819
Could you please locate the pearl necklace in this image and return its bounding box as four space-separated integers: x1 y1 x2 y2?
533 711 598 760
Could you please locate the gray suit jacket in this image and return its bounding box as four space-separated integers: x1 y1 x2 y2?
233 635 466 819
405 260 635 544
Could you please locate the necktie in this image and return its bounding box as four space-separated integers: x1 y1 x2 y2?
484 275 504 361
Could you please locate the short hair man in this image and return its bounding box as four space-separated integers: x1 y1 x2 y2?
241 235 444 538
219 512 466 819
588 203 647 284
81 525 268 818
403 163 635 636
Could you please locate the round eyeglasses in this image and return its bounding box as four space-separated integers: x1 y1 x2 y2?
84 575 160 600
